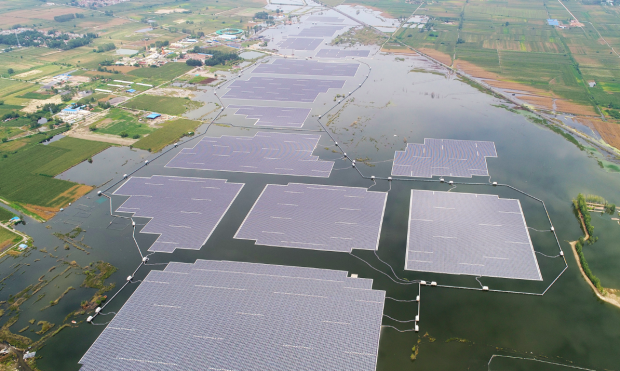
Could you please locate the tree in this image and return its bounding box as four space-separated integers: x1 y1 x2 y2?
61 93 73 102
186 59 203 67
7 68 14 74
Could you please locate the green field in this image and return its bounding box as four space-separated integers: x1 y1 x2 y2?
122 94 201 115
133 118 201 152
128 63 193 82
0 207 16 222
0 136 109 213
0 227 20 250
94 108 155 137
386 0 620 115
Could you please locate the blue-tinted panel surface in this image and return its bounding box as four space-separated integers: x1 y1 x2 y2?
406 190 542 281
79 260 385 371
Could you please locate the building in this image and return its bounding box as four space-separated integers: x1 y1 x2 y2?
146 113 161 119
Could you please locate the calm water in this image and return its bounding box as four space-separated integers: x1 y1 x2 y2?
2 53 620 371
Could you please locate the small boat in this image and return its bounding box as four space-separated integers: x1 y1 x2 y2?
71 320 77 324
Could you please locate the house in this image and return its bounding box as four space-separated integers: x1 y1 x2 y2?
146 113 161 119
588 81 596 88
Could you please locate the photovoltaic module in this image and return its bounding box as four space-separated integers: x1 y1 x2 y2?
406 190 542 281
227 105 311 128
392 138 497 178
316 49 371 58
113 176 243 253
79 260 385 371
223 76 345 102
165 132 334 177
252 59 359 77
235 183 387 252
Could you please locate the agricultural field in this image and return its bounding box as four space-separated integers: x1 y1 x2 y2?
0 136 110 220
127 63 193 82
91 108 155 138
0 207 16 222
122 94 201 115
0 227 21 252
133 118 201 152
382 0 620 121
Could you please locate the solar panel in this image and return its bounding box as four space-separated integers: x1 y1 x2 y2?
223 77 345 102
235 183 387 252
392 138 497 178
296 25 345 37
279 37 324 50
306 16 345 23
253 59 359 77
165 132 334 177
79 260 385 371
406 190 542 281
113 176 244 253
316 49 371 58
227 105 311 128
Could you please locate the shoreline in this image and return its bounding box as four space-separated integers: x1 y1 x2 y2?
569 240 620 309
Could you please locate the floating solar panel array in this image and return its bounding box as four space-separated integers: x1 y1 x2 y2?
392 138 498 178
223 77 345 102
166 132 334 177
279 37 324 50
316 49 371 58
296 25 345 37
406 190 542 281
227 105 311 128
79 260 385 371
307 16 345 23
253 59 360 77
113 176 243 253
235 183 387 252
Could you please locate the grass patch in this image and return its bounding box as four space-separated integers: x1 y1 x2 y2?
0 207 16 222
93 108 155 137
18 92 54 100
133 118 201 152
35 321 55 335
128 63 193 81
0 316 31 349
82 261 117 290
0 137 110 215
0 228 21 252
122 95 201 115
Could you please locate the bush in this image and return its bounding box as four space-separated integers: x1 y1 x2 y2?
96 43 116 53
61 93 73 102
120 132 128 138
7 68 14 74
54 14 75 22
132 134 140 139
186 59 203 67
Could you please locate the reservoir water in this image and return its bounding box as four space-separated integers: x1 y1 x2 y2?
3 53 620 371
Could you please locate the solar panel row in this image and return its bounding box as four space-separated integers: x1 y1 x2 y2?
406 190 542 281
296 25 345 37
165 132 334 177
392 138 498 178
279 37 324 51
113 176 243 253
316 49 371 58
227 105 311 128
79 260 385 371
235 183 388 252
253 59 360 77
223 76 345 102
